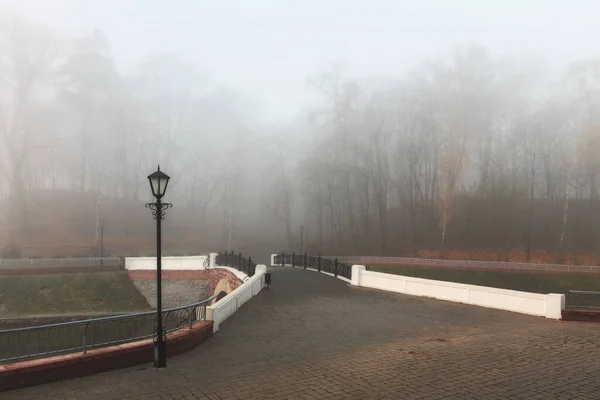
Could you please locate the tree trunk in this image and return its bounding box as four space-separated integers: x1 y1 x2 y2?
558 178 570 263
378 198 386 255
364 179 370 254
440 193 448 258
409 178 418 256
79 112 90 192
318 202 324 254
526 175 535 263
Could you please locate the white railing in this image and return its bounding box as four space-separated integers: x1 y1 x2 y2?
332 256 600 274
0 257 123 270
124 255 209 270
206 265 267 332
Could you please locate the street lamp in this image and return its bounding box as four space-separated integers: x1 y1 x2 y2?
145 165 172 368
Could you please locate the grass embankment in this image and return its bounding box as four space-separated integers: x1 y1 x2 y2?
0 271 151 318
369 265 600 294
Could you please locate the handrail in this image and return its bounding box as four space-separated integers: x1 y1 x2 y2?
0 292 220 364
0 293 219 335
568 290 600 295
274 253 352 280
215 251 257 277
566 290 600 310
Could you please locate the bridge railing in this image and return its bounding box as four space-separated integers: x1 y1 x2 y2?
273 253 353 280
566 290 600 310
215 251 256 277
0 293 219 365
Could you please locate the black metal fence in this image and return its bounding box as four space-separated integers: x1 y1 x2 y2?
273 253 353 280
566 290 600 310
0 292 218 365
215 251 256 277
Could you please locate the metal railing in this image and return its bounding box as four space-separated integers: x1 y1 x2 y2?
331 255 600 274
215 251 256 277
274 253 352 280
0 257 124 270
0 293 219 365
566 290 600 310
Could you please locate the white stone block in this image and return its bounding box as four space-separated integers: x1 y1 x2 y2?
209 253 218 268
351 265 366 286
255 264 267 275
545 293 565 319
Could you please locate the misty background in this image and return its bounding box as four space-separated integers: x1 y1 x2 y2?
1 0 600 263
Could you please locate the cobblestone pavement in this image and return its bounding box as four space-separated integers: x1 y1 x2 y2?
6 266 600 399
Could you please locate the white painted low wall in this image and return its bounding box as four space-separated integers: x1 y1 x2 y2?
353 266 564 319
206 265 267 332
125 255 209 270
269 255 565 319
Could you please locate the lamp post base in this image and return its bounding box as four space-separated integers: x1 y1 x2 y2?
154 341 167 368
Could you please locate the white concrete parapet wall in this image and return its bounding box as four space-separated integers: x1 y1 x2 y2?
269 255 565 319
352 267 564 319
125 255 209 270
209 253 217 268
206 265 267 332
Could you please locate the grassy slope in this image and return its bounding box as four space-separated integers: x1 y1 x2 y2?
369 265 600 294
0 271 151 317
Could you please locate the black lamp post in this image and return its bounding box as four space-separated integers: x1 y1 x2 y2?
145 165 172 368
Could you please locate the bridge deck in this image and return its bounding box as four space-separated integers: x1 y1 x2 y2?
6 266 600 399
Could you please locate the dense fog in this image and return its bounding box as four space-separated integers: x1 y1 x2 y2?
2 1 600 261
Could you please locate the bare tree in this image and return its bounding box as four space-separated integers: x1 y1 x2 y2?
0 17 59 244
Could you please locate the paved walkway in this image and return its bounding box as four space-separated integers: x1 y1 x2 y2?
6 266 600 399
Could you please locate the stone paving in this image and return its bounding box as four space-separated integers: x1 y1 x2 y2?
6 266 600 399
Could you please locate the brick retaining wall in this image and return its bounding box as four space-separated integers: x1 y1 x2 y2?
209 268 243 293
128 268 244 295
561 309 600 322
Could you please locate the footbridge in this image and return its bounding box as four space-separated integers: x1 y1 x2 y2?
1 252 599 399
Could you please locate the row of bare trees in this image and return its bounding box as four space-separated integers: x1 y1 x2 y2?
0 16 279 254
281 48 600 261
5 15 600 261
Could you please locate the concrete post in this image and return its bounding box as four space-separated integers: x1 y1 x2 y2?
545 293 565 319
209 253 218 268
255 264 267 275
351 265 366 286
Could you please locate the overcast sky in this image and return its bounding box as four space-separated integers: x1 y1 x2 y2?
3 0 600 122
